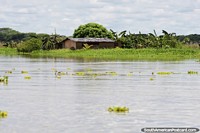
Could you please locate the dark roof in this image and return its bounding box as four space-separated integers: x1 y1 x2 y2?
66 38 115 43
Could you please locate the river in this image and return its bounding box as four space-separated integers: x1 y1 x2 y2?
0 56 200 133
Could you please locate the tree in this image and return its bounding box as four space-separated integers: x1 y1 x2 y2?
0 28 20 43
41 34 66 50
17 38 42 52
73 23 113 39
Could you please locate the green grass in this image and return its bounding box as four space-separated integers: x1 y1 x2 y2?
0 47 200 61
0 47 18 55
31 48 200 61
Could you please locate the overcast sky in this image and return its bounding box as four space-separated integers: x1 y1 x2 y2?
0 0 200 35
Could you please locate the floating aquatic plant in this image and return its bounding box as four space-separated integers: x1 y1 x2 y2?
51 68 57 72
56 71 67 76
0 76 8 84
56 75 61 79
127 72 133 76
105 71 117 76
5 71 12 74
108 106 129 113
67 68 71 70
85 68 92 72
91 73 100 76
150 77 154 80
24 76 31 79
21 71 28 74
157 72 173 75
188 71 198 74
0 111 8 118
75 72 85 76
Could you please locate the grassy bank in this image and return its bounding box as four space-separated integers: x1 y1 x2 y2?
31 48 200 61
0 47 18 55
0 47 200 61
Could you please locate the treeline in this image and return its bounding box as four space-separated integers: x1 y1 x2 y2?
0 28 49 47
111 30 200 48
0 28 66 52
72 23 198 49
1 27 200 47
111 30 183 48
0 26 200 52
178 34 200 44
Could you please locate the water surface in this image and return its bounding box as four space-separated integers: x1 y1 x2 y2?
0 56 200 133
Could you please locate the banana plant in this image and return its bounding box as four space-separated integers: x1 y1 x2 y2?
110 29 118 40
119 30 127 38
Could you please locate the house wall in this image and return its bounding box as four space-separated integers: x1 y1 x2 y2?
76 42 82 49
85 42 99 49
64 40 76 49
63 39 115 49
99 42 115 48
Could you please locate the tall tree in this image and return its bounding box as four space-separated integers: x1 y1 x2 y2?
73 23 113 39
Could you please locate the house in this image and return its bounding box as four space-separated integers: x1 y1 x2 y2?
57 38 118 49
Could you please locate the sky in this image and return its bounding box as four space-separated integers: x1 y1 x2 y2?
0 0 200 36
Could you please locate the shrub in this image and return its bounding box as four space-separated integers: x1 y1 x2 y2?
17 38 42 52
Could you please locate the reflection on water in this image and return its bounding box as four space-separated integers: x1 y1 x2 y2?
0 56 200 133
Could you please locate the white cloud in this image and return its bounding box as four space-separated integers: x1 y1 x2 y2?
0 0 199 35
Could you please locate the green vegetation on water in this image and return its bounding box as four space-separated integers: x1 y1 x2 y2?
0 76 8 84
0 47 200 60
157 72 173 75
188 71 198 74
108 106 129 113
0 111 8 118
30 48 200 61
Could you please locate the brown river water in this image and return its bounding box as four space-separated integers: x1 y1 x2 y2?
0 56 200 133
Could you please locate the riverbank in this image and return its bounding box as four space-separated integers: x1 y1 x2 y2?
1 47 200 60
30 48 200 61
0 48 18 55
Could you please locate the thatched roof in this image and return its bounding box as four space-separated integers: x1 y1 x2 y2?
65 38 115 43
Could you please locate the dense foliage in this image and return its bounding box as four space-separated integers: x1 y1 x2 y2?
178 34 200 43
0 28 21 42
17 38 42 52
0 28 66 52
73 23 113 38
41 35 65 50
111 30 183 48
0 28 52 46
0 24 200 53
